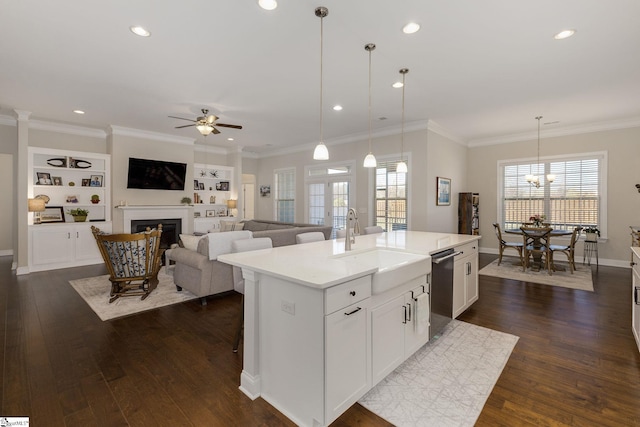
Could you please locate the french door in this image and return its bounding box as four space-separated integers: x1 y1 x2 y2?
308 179 350 237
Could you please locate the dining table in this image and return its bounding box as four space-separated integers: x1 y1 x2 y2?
504 227 573 271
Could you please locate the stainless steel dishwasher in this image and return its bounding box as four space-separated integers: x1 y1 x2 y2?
430 248 463 340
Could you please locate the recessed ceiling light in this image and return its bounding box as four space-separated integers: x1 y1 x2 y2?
227 137 234 141
402 22 420 34
333 105 343 111
392 82 404 88
73 110 85 115
130 26 151 37
554 29 576 40
258 0 277 10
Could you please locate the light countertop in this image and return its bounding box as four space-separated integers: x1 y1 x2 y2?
218 231 480 289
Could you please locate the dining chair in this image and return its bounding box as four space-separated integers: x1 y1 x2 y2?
363 225 384 235
492 223 524 266
231 237 273 352
520 226 553 274
549 226 583 273
296 231 326 244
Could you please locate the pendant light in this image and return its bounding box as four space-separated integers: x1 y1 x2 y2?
313 7 330 160
526 116 555 188
396 68 409 174
363 43 377 168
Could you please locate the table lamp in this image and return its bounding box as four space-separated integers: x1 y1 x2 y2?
226 199 237 217
28 197 46 224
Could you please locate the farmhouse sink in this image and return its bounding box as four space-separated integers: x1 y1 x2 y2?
333 248 431 294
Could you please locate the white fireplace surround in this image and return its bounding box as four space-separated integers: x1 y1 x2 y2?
120 205 192 234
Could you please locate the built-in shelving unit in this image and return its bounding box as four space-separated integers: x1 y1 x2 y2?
192 163 236 233
458 192 479 235
28 147 112 271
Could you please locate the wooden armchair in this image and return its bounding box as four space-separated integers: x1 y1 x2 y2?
91 224 164 303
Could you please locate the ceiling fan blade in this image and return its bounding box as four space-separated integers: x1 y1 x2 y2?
168 116 196 122
212 127 221 134
175 124 196 129
215 123 243 129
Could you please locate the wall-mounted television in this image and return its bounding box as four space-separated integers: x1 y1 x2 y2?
126 157 187 191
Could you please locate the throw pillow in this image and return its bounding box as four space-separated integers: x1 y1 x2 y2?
220 220 245 232
179 234 204 251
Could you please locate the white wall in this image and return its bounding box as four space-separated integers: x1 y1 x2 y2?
0 154 13 254
468 126 640 266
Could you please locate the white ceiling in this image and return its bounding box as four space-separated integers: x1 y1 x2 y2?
2 0 640 154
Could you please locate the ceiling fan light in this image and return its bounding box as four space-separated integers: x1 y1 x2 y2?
313 142 329 160
196 124 213 136
397 161 408 174
363 152 377 168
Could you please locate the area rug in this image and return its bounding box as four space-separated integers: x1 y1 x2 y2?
69 267 197 321
479 256 594 291
359 320 518 427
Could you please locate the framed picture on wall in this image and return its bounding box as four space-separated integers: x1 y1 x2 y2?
436 177 451 206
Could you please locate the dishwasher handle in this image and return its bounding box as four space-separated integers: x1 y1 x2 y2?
432 251 463 264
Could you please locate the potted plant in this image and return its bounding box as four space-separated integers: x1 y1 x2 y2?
68 208 89 222
90 194 100 204
584 226 600 241
181 197 192 205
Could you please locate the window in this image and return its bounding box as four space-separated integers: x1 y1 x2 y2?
274 168 295 222
374 159 407 231
499 152 607 236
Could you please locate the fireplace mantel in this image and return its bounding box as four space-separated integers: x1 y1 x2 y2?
118 205 193 234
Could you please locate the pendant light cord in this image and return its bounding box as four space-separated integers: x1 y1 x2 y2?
368 46 372 153
401 71 406 161
319 13 324 144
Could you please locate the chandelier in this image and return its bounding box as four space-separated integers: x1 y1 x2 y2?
525 116 555 188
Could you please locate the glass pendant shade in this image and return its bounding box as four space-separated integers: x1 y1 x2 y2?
196 124 213 136
313 142 329 160
396 161 408 173
363 152 377 168
546 173 556 183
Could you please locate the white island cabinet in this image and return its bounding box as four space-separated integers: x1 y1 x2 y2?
218 231 480 427
632 247 640 352
453 241 479 318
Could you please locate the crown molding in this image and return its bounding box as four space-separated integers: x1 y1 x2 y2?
30 119 107 138
0 114 16 126
426 120 467 146
109 125 195 145
468 116 640 148
13 109 31 121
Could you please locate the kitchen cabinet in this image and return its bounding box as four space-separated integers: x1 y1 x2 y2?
193 217 238 234
371 277 429 385
453 241 479 318
458 192 479 235
29 222 112 272
632 248 640 352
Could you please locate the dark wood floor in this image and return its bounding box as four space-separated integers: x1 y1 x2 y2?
1 254 639 426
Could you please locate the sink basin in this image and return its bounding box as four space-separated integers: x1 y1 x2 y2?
333 248 431 294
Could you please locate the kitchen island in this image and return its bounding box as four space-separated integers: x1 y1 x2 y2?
218 230 480 427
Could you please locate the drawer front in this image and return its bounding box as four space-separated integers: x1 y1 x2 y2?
325 276 372 314
456 241 478 258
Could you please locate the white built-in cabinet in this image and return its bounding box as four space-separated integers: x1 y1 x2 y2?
28 147 111 272
370 277 429 385
453 241 479 318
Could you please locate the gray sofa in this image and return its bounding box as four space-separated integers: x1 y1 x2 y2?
168 220 333 304
240 219 332 247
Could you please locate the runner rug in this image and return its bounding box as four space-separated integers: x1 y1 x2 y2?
359 320 518 426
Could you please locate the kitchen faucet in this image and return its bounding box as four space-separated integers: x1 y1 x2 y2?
345 208 360 251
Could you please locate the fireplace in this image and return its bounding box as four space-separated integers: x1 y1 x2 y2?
131 218 182 254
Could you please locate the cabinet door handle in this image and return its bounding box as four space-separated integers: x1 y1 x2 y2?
466 262 471 275
635 287 640 305
77 232 79 238
344 307 362 316
407 303 412 322
349 291 356 296
67 232 71 239
402 305 408 324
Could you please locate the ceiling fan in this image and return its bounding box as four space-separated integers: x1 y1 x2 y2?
169 108 242 136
